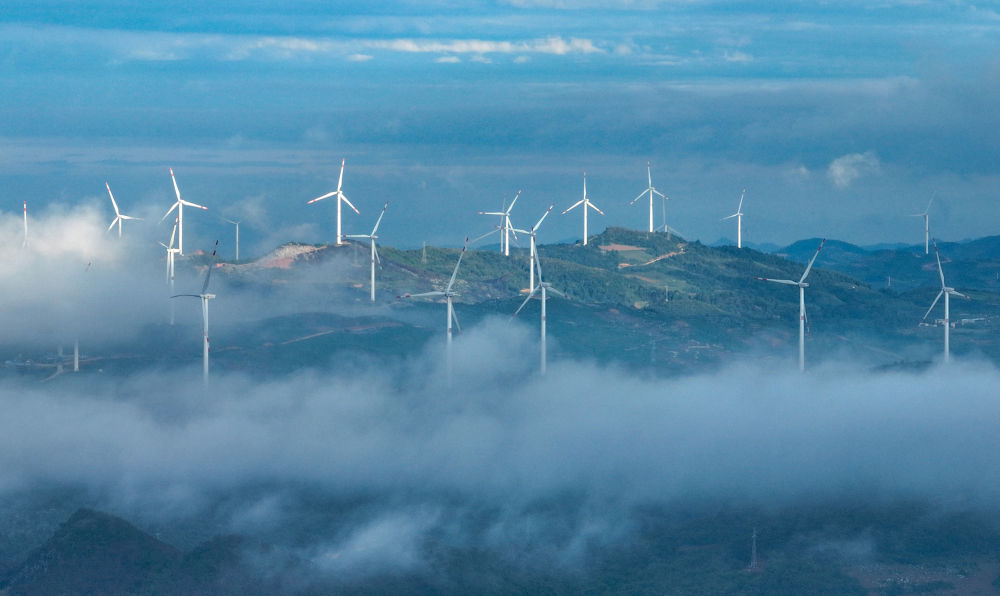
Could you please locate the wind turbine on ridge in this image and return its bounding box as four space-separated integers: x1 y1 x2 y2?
477 190 521 256
513 247 566 375
160 168 208 256
722 188 746 248
755 239 825 372
398 237 468 385
105 182 142 238
511 204 554 293
910 194 935 255
629 161 667 234
345 202 388 302
172 241 218 383
307 158 359 246
921 238 968 364
562 172 604 246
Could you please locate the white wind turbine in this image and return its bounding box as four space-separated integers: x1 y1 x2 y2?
921 238 968 364
105 182 142 238
511 204 554 293
223 218 240 262
910 194 935 255
562 172 604 246
159 218 180 325
160 168 208 256
755 239 825 372
629 161 667 233
478 190 521 256
172 241 218 383
399 238 468 384
722 188 747 248
513 249 566 375
345 201 388 302
307 158 359 246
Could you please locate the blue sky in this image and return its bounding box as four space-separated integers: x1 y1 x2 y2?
2 1 1000 256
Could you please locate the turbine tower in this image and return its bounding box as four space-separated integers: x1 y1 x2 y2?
910 194 935 255
722 188 746 248
629 161 667 233
161 168 208 256
921 239 968 364
345 202 388 302
562 172 604 246
511 204 554 293
513 248 566 375
755 239 825 372
399 237 468 385
478 190 521 256
172 241 218 383
307 158 359 246
105 182 142 238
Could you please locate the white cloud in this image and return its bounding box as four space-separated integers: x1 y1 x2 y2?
724 50 754 63
435 56 461 63
827 151 881 189
347 53 374 62
368 36 603 56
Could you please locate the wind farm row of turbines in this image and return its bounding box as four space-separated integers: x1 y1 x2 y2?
12 158 967 383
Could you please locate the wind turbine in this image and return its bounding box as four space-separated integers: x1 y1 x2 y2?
513 249 566 375
562 172 604 246
629 161 668 234
160 168 208 256
755 239 825 372
307 158 359 246
172 241 218 383
511 204 554 293
478 190 521 256
223 219 240 262
921 239 968 364
910 194 935 255
345 202 388 302
105 182 142 238
399 237 468 384
159 218 180 325
722 188 747 248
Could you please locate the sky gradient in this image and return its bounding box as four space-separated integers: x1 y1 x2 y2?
2 1 999 257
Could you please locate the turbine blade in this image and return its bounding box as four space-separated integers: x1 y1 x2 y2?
169 167 182 202
755 277 798 285
169 219 178 249
799 239 825 284
374 244 382 269
446 237 469 293
588 201 605 216
547 286 566 298
932 239 946 289
337 158 345 191
630 189 648 206
180 199 209 210
506 190 521 214
371 201 388 234
922 290 944 322
652 189 667 199
736 188 746 213
307 191 336 204
471 227 500 244
532 204 554 232
513 288 540 317
561 199 585 214
340 193 360 214
106 182 121 216
399 291 447 299
107 218 118 233
159 201 178 223
451 308 461 333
